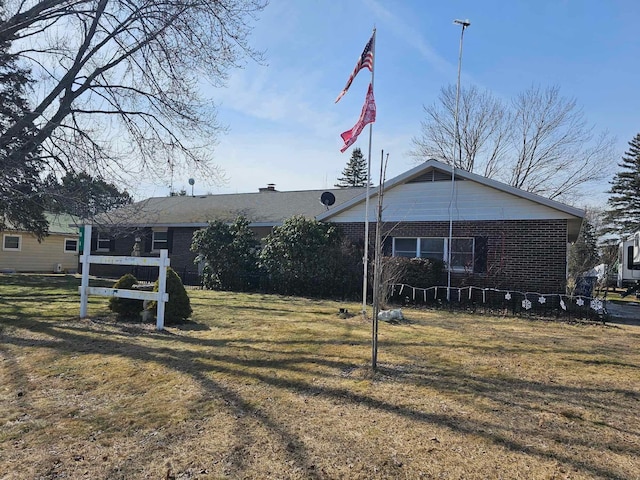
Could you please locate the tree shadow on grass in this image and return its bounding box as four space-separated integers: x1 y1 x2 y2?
1 314 638 479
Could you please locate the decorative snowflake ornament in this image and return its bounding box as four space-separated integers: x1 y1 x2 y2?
522 299 532 310
590 299 603 311
576 298 585 307
505 292 512 300
538 296 546 304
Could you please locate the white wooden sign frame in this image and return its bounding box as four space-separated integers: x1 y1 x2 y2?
79 224 170 330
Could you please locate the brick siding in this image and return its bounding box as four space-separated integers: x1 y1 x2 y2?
88 219 569 294
337 219 569 294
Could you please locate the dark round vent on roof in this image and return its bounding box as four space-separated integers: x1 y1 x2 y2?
320 191 336 207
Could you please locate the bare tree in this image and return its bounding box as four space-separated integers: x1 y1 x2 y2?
0 0 266 187
412 84 511 177
506 86 614 201
412 84 615 203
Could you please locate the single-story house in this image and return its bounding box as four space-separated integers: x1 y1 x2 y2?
87 184 367 279
0 213 80 273
89 160 585 293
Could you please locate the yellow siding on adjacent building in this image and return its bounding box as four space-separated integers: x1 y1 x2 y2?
0 232 79 273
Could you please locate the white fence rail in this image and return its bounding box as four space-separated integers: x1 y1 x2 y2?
79 224 170 330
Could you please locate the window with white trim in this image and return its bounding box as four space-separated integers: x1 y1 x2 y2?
97 233 112 251
450 238 474 270
64 238 78 253
393 237 475 271
394 238 417 258
2 234 21 251
152 231 168 251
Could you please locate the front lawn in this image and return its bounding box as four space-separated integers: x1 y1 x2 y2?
1 274 639 479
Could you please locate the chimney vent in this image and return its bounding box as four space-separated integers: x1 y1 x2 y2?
259 183 277 192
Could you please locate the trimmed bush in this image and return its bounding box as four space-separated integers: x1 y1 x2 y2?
382 256 444 288
108 273 143 319
259 216 363 298
147 267 192 324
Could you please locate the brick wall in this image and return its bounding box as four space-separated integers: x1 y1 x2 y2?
335 219 569 294
86 219 569 294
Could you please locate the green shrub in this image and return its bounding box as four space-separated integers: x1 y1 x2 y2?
108 273 143 319
382 256 444 288
147 267 192 324
259 216 361 297
190 216 259 291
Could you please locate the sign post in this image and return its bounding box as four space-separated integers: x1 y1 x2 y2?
79 224 170 330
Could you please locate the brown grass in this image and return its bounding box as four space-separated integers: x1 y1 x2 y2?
1 274 639 479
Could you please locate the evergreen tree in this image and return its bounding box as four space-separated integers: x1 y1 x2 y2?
605 133 640 237
335 148 371 188
44 171 132 218
0 29 47 237
568 220 600 278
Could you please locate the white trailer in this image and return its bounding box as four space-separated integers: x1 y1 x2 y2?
617 232 640 288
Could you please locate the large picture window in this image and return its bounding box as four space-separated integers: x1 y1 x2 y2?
393 237 475 271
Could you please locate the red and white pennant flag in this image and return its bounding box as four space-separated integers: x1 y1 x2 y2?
340 83 376 153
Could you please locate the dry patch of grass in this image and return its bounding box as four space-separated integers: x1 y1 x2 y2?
1 274 639 479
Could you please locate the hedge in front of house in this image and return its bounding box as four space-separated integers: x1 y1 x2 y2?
381 256 444 289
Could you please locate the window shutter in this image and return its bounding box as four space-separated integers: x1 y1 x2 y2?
382 236 393 256
109 238 116 252
167 229 174 254
145 231 152 253
474 236 488 274
90 235 97 252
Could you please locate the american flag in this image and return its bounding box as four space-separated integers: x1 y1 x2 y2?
335 31 375 103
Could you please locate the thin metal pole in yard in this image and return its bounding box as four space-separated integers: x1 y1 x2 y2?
79 224 91 318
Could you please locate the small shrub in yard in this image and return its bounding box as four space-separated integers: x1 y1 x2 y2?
147 267 192 324
382 256 444 288
108 273 143 319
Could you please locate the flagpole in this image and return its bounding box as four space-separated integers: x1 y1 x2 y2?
362 28 376 317
448 19 470 301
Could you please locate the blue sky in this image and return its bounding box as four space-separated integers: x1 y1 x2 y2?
145 0 639 209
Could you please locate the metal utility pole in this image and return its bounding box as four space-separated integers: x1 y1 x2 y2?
447 18 470 301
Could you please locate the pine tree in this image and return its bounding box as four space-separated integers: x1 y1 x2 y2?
568 220 599 278
44 171 132 218
605 133 640 238
0 30 47 237
335 148 371 188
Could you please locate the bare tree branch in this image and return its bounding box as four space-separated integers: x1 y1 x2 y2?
1 0 266 190
412 84 615 203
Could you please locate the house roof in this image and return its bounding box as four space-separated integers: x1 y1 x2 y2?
98 159 585 241
316 159 586 240
2 213 80 236
98 187 367 228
